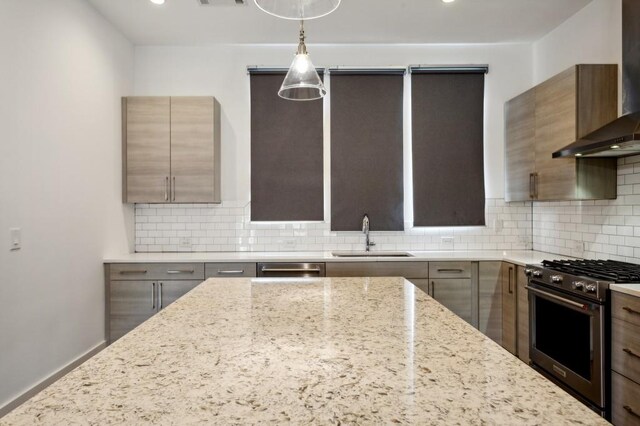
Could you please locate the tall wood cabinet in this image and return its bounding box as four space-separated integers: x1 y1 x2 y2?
501 262 517 355
123 96 221 203
505 64 618 202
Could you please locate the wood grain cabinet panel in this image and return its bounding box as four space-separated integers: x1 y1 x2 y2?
505 89 536 202
123 97 171 203
516 265 529 364
504 64 618 202
430 278 474 326
501 262 517 355
478 262 502 344
123 96 221 203
612 371 640 426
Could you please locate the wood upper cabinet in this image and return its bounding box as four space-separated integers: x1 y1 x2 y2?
123 96 221 203
505 89 536 202
505 64 618 202
123 97 171 203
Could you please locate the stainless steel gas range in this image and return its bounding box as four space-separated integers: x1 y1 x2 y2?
525 259 640 419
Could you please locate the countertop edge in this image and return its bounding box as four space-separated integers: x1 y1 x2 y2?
610 283 640 298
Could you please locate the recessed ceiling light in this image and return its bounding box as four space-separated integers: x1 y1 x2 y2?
150 0 165 4
442 0 455 3
575 153 583 157
611 145 621 149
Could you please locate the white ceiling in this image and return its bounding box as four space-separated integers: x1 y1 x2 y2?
87 0 593 45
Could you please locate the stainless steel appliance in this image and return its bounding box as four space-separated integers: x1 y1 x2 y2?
256 262 326 277
525 259 640 418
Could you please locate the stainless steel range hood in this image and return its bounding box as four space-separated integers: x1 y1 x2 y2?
553 0 640 159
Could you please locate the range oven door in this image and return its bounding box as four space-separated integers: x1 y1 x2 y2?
527 281 605 409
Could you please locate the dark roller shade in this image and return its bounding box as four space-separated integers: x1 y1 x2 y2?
250 72 324 221
412 72 486 226
331 72 404 231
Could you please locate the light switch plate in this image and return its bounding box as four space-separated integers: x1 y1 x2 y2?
9 228 21 251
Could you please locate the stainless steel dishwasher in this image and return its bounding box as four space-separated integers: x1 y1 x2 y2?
256 262 326 277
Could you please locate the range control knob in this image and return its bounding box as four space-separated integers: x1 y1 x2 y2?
524 268 533 276
572 281 585 291
551 275 563 284
532 270 543 278
585 284 597 293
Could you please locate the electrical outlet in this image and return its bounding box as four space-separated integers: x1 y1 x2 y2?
441 236 454 250
279 238 296 251
179 237 192 250
573 240 585 256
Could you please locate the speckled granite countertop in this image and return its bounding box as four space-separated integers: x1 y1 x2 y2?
1 277 606 425
104 249 567 267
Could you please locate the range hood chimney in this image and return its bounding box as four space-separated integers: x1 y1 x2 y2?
553 0 640 158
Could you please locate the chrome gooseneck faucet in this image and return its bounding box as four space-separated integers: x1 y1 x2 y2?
362 214 376 252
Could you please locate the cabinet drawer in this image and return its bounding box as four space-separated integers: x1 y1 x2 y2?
429 262 472 278
109 263 204 281
612 317 640 384
612 291 640 327
612 371 640 426
205 262 256 278
326 262 428 279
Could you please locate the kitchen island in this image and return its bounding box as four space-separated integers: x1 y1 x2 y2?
1 277 607 425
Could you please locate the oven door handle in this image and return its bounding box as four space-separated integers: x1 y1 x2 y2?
525 286 589 310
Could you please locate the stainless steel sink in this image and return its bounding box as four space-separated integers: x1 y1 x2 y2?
331 251 413 258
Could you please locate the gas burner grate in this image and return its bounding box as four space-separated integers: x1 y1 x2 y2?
541 259 640 283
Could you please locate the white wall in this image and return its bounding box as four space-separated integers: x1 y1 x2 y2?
0 0 134 409
134 43 534 202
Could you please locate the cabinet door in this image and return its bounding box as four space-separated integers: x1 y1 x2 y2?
534 66 578 200
124 97 171 203
170 97 220 203
479 262 502 344
431 279 473 326
504 89 536 202
158 280 202 309
409 278 430 295
501 263 517 355
110 280 158 342
516 265 529 364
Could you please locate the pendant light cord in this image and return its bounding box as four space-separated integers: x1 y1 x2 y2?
297 20 307 55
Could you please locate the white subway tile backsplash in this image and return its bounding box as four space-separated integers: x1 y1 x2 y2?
135 198 533 253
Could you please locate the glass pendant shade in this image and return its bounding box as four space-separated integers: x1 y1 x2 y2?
254 0 341 20
279 53 325 101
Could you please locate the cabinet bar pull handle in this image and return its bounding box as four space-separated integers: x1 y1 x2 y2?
119 270 147 275
260 268 321 273
217 270 244 275
167 270 194 274
165 177 169 201
534 173 539 199
529 173 534 199
508 266 514 294
623 306 640 316
151 282 156 310
624 405 640 419
159 282 163 309
437 268 464 273
172 176 176 201
623 348 640 359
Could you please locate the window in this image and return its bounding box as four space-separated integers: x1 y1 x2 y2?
330 70 405 231
249 70 324 221
411 69 486 226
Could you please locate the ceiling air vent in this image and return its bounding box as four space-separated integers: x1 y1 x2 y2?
198 0 245 5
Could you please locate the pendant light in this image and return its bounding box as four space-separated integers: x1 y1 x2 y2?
254 0 341 20
278 21 325 101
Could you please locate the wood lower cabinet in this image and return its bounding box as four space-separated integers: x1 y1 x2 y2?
505 64 618 202
123 96 221 204
501 262 517 355
428 262 478 328
516 265 529 364
611 291 640 426
478 262 502 344
105 263 205 343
